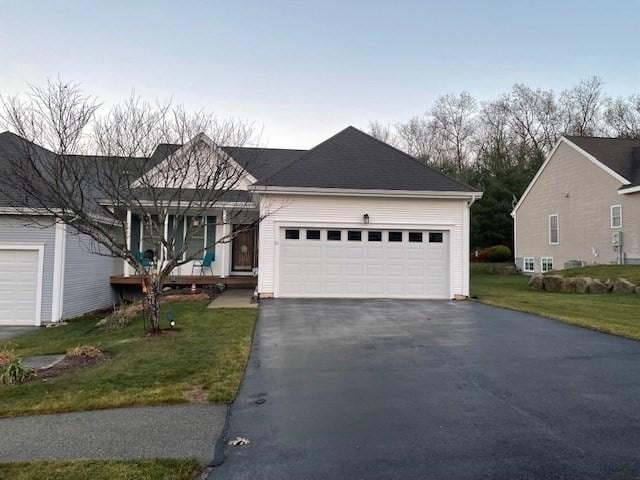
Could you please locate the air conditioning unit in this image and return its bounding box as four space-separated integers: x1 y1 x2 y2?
612 231 622 247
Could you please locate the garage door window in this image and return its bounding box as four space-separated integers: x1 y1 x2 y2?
409 232 423 242
348 231 362 241
429 232 443 243
306 230 320 240
327 230 342 241
389 231 402 242
285 229 300 240
368 231 382 242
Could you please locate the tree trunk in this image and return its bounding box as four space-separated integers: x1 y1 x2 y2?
144 272 162 334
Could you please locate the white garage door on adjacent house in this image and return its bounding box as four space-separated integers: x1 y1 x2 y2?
0 247 43 326
277 227 449 298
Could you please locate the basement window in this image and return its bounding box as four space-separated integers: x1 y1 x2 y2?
523 257 535 273
541 257 553 273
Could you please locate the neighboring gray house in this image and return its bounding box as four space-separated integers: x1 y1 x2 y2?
512 135 640 274
0 132 122 326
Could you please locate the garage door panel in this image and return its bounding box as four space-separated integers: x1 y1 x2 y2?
277 229 449 299
0 249 40 326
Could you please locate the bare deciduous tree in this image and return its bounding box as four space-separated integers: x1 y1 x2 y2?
604 94 640 138
0 80 264 333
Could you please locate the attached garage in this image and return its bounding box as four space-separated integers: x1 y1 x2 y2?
0 246 44 326
252 127 481 300
278 227 449 298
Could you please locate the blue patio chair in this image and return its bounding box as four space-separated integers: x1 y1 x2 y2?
134 251 153 272
192 251 215 276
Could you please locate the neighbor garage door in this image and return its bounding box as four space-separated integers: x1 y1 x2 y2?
0 249 42 326
278 228 449 298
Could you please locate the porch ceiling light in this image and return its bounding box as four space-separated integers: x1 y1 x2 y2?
363 213 370 224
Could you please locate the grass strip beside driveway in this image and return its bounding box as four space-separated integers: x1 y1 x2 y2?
0 459 200 480
0 301 256 417
471 265 640 340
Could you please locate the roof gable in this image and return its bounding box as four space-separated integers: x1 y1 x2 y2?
254 126 477 193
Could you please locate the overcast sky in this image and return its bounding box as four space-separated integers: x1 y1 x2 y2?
1 0 638 148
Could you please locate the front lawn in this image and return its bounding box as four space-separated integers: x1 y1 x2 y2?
0 459 200 480
549 264 640 285
0 301 256 417
471 264 640 340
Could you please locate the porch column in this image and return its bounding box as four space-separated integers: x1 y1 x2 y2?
125 209 132 277
220 209 232 278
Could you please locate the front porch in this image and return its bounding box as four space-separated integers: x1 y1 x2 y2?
110 274 257 289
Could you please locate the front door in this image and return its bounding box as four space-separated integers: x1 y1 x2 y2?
232 226 256 272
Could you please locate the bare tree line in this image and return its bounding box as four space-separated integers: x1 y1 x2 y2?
369 76 640 179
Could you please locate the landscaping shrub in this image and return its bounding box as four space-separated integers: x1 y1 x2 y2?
486 245 512 262
65 345 103 359
105 302 142 330
0 347 32 385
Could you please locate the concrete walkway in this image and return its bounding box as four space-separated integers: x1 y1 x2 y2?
208 289 257 309
0 404 226 464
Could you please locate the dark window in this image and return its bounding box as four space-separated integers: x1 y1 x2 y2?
327 230 342 241
388 231 402 242
348 231 362 241
429 232 443 243
306 230 320 240
409 232 423 243
285 229 300 240
368 231 382 242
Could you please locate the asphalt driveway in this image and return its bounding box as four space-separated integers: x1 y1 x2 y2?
212 299 640 480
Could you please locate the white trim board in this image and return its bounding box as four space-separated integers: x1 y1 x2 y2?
512 137 631 216
51 221 66 323
0 244 45 326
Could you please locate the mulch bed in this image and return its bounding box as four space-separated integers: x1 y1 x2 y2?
25 353 111 383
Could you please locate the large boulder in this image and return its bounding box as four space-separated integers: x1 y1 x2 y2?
559 277 577 293
589 279 610 294
494 264 518 275
543 275 563 293
528 275 544 290
575 277 592 294
612 278 636 294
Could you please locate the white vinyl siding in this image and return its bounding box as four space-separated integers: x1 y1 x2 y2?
611 205 622 229
549 214 559 245
258 194 470 298
541 257 553 273
523 257 535 273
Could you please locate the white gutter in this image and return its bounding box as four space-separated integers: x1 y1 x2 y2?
249 185 483 200
618 185 640 195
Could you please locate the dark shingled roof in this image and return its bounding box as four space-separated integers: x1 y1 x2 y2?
255 126 477 192
565 135 640 188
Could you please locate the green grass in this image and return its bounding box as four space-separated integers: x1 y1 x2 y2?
0 459 200 480
549 264 640 285
0 301 256 417
471 263 640 340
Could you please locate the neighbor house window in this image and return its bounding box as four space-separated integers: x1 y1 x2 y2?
541 257 553 273
327 230 342 241
611 205 622 229
306 230 320 240
549 214 559 245
523 257 535 273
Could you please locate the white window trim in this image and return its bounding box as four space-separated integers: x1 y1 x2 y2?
523 256 535 273
541 256 554 273
610 204 622 229
549 214 559 245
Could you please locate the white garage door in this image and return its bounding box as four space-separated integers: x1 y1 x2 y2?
278 228 449 298
0 249 41 326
